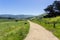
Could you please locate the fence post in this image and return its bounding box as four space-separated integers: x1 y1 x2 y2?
53 22 56 28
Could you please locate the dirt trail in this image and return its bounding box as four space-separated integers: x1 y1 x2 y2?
24 21 59 40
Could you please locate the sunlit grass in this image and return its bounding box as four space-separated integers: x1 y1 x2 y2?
0 20 29 40
31 16 60 39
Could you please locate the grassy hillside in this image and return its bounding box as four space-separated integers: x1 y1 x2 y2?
31 16 60 39
0 20 29 40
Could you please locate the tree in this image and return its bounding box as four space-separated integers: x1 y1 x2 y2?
44 1 60 18
53 1 60 15
44 5 56 17
53 1 60 11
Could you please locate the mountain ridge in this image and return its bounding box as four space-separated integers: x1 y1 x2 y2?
0 14 34 19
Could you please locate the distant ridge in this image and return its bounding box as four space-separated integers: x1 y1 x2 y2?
0 14 34 19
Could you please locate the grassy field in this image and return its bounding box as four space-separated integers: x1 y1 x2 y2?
31 16 60 39
0 19 29 40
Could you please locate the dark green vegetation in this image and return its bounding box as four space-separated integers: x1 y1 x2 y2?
44 1 60 18
31 16 60 39
0 19 29 40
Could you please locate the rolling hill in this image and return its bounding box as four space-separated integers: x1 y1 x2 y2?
0 14 34 19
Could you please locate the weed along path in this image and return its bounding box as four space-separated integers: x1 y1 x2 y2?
24 21 59 40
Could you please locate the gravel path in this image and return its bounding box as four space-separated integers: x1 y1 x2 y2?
24 21 59 40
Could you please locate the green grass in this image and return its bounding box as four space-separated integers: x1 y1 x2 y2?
0 20 29 40
31 16 60 39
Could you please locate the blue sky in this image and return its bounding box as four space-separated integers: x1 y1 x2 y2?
0 0 55 15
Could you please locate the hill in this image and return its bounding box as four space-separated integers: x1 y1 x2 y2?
31 15 60 39
0 14 34 19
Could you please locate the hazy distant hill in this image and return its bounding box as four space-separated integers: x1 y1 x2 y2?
0 14 34 19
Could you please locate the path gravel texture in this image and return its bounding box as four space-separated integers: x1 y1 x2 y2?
24 21 59 40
